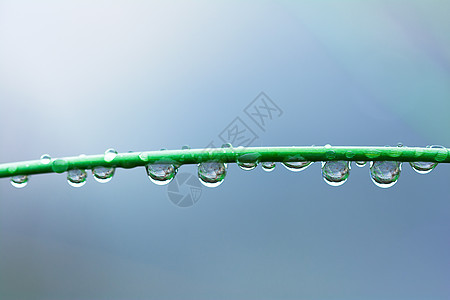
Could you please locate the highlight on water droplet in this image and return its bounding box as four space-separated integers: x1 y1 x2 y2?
321 161 350 186
145 163 177 185
236 153 260 171
92 166 115 183
104 148 118 163
67 169 87 187
261 162 276 172
370 161 401 188
10 175 28 188
40 154 51 164
198 161 227 187
355 161 367 168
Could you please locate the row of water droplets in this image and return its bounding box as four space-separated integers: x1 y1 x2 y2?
9 144 447 189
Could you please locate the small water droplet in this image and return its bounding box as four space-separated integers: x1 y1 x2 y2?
52 159 68 173
236 153 259 171
92 166 115 183
397 142 404 147
146 163 177 185
322 161 350 186
7 165 17 174
345 150 355 159
355 161 367 168
104 148 118 162
432 145 447 162
138 152 149 162
324 144 332 149
366 148 381 159
282 161 312 172
221 143 233 148
181 145 191 150
40 154 51 164
11 175 28 188
198 161 227 187
370 161 401 188
67 169 87 187
261 162 276 172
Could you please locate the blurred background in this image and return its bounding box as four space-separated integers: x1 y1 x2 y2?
0 1 449 299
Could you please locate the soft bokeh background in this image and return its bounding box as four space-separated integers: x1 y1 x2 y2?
1 1 449 299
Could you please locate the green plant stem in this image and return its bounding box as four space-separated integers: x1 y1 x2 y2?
0 146 448 178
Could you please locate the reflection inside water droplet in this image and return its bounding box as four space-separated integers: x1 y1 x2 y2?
322 161 350 186
92 166 115 183
67 169 87 187
370 161 401 188
282 161 312 172
146 163 177 185
261 162 276 172
11 175 28 188
198 161 226 187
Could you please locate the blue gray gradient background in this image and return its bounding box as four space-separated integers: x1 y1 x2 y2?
1 1 450 299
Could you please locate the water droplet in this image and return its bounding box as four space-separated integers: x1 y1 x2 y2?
92 166 115 183
67 169 87 187
146 163 177 185
432 145 447 162
409 161 436 174
138 152 149 162
370 161 401 188
261 162 276 172
409 145 443 174
322 161 350 186
397 142 404 147
52 159 68 173
282 161 312 172
324 144 332 149
40 154 51 164
7 165 17 174
11 175 28 188
221 143 233 148
104 148 118 162
345 150 355 159
181 145 191 150
355 161 367 168
366 148 381 159
198 161 227 187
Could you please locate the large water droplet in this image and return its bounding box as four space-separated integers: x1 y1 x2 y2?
104 148 118 162
355 161 367 168
322 161 350 186
67 169 87 187
146 163 177 185
92 166 115 183
40 154 51 164
282 161 312 172
11 175 28 188
198 161 227 187
261 162 276 172
370 161 401 188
